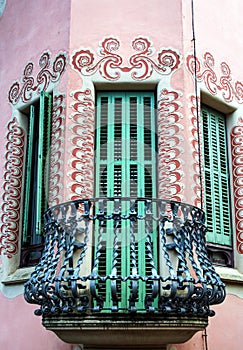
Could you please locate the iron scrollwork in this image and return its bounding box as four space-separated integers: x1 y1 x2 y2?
24 198 226 317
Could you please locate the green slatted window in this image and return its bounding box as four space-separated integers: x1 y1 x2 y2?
95 91 157 309
201 105 232 247
21 91 52 267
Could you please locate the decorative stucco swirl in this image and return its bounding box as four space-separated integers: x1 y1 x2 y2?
188 94 203 207
69 36 182 201
69 89 95 200
0 119 25 257
8 51 67 105
157 89 184 202
186 52 243 104
48 94 66 206
71 36 181 81
231 117 243 254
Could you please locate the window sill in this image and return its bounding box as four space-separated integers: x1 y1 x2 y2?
1 266 35 285
215 266 243 298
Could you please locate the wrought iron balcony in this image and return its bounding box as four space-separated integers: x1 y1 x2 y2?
24 198 225 347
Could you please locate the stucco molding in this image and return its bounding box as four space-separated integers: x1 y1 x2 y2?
188 94 203 207
48 93 66 206
157 88 185 202
69 88 95 200
231 116 243 254
8 51 67 105
69 36 183 201
186 52 243 104
71 36 182 81
0 118 25 258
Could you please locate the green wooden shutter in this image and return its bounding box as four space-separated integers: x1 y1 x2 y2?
96 92 157 197
22 105 36 243
22 91 52 245
95 91 157 309
35 91 52 235
201 105 232 246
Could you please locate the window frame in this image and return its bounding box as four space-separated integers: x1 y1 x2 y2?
94 90 159 309
201 103 234 267
20 91 53 267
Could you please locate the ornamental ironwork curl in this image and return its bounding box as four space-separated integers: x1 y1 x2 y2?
24 198 225 317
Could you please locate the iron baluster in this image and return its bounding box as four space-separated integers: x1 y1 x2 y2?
24 197 226 317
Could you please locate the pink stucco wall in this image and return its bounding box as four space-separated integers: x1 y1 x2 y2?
195 0 243 80
172 294 243 350
70 0 183 50
0 0 70 186
0 294 70 350
0 1 71 349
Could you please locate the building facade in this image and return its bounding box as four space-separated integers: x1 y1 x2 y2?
0 1 243 349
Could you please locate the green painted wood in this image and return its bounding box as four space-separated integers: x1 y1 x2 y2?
22 105 35 243
95 91 157 310
22 91 52 249
36 91 52 235
202 105 232 246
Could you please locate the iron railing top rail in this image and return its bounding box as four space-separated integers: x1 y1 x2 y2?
24 197 225 317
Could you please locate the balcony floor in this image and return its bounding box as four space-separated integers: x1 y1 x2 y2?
43 313 208 347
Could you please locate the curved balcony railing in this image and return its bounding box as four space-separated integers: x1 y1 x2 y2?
24 198 225 318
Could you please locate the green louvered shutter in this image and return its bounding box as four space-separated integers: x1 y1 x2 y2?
95 92 157 309
36 91 52 236
22 91 52 246
201 105 232 246
22 105 35 243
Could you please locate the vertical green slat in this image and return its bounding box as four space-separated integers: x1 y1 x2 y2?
22 105 35 243
35 91 52 235
106 94 115 307
121 93 130 309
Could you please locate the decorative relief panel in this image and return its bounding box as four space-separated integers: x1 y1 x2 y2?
231 117 243 254
188 94 203 207
69 36 182 201
71 37 181 81
186 52 243 104
48 94 66 206
157 89 184 202
8 51 67 105
69 89 95 200
1 51 67 257
0 119 25 257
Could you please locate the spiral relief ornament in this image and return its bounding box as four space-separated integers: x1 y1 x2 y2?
8 51 67 105
69 89 95 200
188 95 203 207
157 89 184 202
231 117 243 253
0 119 25 257
48 94 66 206
186 52 243 104
72 38 123 80
71 37 181 81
